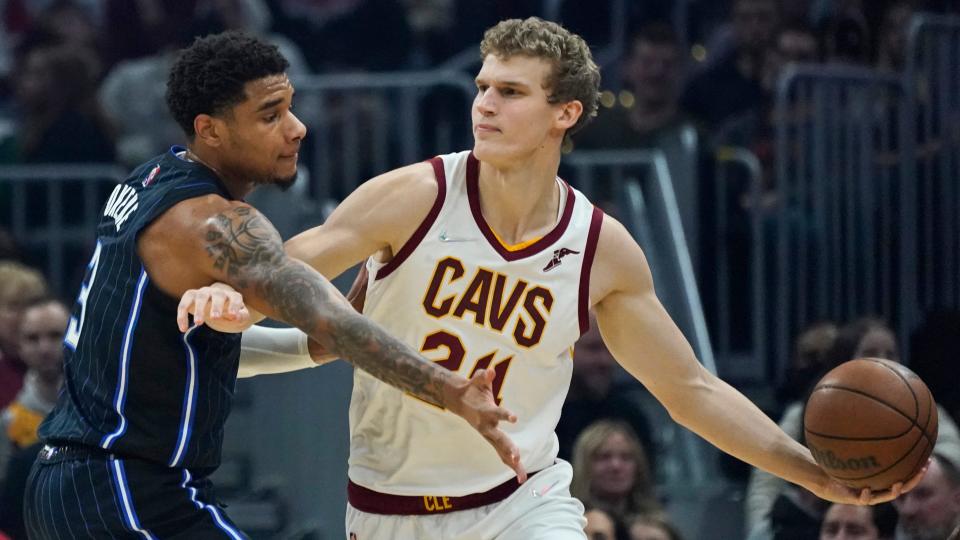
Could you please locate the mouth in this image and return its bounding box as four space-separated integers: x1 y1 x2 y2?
474 124 500 134
279 152 299 161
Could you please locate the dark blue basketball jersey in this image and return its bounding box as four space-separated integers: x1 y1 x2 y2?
39 146 243 470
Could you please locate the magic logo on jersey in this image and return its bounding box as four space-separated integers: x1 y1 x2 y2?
422 256 553 348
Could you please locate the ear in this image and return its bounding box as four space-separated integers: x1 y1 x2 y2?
193 114 223 148
556 100 584 131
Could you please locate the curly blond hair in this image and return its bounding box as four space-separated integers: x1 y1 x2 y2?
480 17 600 135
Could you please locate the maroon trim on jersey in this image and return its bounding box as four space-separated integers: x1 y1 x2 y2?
347 471 536 515
466 153 575 261
375 157 447 280
578 206 604 335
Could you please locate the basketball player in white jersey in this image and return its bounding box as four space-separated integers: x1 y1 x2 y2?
179 17 924 540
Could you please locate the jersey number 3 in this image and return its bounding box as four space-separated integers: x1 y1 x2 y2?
417 330 513 406
64 242 103 349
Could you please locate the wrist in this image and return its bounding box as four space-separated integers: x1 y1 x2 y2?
439 371 466 412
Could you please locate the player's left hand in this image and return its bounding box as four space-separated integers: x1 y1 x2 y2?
445 368 527 484
815 459 929 505
177 283 253 333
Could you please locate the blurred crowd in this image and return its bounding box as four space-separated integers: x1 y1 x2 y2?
1 1 960 539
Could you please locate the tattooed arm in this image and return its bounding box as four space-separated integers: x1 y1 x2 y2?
140 195 525 481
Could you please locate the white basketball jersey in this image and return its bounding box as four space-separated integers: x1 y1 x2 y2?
349 151 603 496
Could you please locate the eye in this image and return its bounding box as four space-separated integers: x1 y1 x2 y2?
264 113 279 122
476 84 488 93
501 87 517 96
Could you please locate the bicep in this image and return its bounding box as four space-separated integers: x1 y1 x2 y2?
592 226 707 404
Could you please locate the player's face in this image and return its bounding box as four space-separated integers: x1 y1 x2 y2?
893 459 960 540
19 303 68 380
220 74 306 188
589 432 637 500
819 504 879 540
472 54 577 166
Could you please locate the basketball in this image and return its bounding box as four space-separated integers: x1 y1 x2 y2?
803 358 938 491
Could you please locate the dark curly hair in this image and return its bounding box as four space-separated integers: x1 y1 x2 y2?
165 31 289 138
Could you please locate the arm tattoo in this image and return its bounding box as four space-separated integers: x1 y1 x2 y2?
204 206 451 405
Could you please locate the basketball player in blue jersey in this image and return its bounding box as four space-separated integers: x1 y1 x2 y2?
22 31 523 539
188 19 926 540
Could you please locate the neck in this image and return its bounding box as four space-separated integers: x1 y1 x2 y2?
186 145 255 200
476 147 562 245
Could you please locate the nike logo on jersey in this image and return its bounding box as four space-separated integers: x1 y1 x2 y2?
531 480 559 498
103 183 139 232
542 247 580 272
439 231 473 243
142 164 160 187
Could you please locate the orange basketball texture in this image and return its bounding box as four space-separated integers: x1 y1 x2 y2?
803 358 938 491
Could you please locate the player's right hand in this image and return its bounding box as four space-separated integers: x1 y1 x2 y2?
177 283 254 333
445 368 527 484
814 459 929 505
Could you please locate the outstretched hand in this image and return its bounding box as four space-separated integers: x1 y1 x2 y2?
814 459 929 505
177 283 254 333
445 368 526 484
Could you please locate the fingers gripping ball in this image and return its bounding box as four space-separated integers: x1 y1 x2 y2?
804 358 938 490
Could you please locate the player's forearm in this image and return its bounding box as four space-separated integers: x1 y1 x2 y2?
249 259 459 405
204 206 459 407
668 370 828 492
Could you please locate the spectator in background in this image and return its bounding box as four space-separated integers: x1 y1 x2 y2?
626 512 685 540
10 43 114 163
682 0 779 129
572 420 661 522
0 262 47 410
584 506 622 540
0 298 68 540
556 312 655 471
893 453 960 540
819 502 897 540
776 321 837 407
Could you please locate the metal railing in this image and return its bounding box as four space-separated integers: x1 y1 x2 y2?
769 64 905 378
0 164 123 296
712 147 766 380
900 14 960 354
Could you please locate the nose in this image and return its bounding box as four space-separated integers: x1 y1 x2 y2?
288 111 307 141
475 89 496 117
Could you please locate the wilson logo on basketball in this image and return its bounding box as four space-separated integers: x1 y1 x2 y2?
809 446 881 471
543 247 580 272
